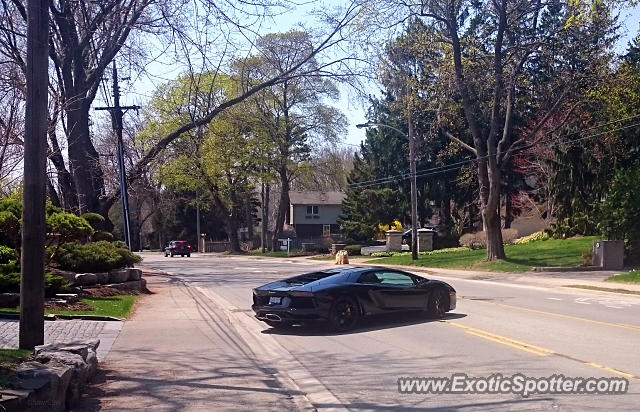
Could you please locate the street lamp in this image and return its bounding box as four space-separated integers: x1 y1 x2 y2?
356 121 419 260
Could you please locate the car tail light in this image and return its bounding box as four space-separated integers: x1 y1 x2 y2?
289 291 314 297
171 246 176 249
187 245 191 249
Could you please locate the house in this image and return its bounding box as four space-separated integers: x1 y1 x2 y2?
289 191 345 238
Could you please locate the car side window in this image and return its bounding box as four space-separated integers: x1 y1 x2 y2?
357 272 381 284
375 271 416 286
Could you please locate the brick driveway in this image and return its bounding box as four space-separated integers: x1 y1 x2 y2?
0 319 122 360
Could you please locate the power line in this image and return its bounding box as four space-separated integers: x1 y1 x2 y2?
346 117 640 190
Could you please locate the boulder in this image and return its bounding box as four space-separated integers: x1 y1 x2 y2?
74 273 97 286
95 272 109 284
108 269 129 284
0 292 20 308
35 351 88 407
126 268 142 281
54 294 79 304
15 361 72 412
35 339 100 362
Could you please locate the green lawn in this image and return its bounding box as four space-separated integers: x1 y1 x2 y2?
369 236 597 272
0 295 140 319
606 270 640 284
248 250 291 258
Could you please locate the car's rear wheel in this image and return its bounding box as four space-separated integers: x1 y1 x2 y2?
187 254 191 257
428 287 449 318
329 296 359 332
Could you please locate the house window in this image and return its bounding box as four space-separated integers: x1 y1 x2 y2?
306 205 319 217
323 224 331 237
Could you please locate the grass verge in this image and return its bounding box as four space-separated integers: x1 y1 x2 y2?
0 295 140 319
565 284 640 295
368 236 597 273
248 250 292 258
606 270 640 284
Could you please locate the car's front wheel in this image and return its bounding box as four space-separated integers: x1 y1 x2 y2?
329 296 360 332
428 287 449 318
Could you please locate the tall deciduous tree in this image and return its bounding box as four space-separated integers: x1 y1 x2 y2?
237 30 347 250
384 0 618 260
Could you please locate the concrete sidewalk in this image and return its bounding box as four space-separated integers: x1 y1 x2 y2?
76 271 305 411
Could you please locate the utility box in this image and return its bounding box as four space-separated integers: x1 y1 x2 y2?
592 240 624 270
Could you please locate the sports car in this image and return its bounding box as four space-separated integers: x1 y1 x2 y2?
252 266 456 331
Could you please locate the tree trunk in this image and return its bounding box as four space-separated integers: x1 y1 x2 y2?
48 128 78 211
484 207 505 260
504 194 513 229
66 99 105 214
228 206 241 252
271 166 289 251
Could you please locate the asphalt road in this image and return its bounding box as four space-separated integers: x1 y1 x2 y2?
138 252 640 411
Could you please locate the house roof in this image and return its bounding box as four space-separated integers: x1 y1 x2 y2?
289 191 345 205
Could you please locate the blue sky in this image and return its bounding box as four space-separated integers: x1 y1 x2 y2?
110 2 640 149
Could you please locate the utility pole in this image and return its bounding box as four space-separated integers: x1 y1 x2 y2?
96 62 139 249
407 107 418 261
20 0 49 350
196 190 201 252
356 119 419 261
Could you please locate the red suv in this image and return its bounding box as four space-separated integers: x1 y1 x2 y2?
164 240 192 257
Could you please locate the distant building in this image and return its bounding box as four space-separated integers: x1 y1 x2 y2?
289 191 345 238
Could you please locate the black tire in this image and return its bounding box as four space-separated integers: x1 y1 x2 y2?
170 253 174 257
164 252 168 257
428 287 449 318
328 296 360 332
187 254 191 257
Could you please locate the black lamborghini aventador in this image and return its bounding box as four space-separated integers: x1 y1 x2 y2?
252 266 456 331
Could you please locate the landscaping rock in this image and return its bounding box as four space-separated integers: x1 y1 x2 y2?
35 339 99 362
15 361 72 412
54 293 79 304
55 271 78 284
95 272 109 284
33 339 100 408
108 279 145 292
108 269 129 283
74 273 98 286
0 292 20 307
0 388 31 411
127 268 142 281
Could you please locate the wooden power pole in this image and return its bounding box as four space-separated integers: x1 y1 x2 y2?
20 0 49 350
96 62 139 249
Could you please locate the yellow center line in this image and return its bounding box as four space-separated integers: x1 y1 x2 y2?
459 297 640 332
450 322 554 357
446 321 639 379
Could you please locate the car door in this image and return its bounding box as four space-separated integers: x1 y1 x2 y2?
373 270 428 310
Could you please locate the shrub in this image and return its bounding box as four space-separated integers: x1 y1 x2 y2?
93 231 115 242
459 232 486 249
515 230 550 244
0 246 16 264
0 261 20 275
45 273 69 297
0 271 68 297
370 251 394 257
47 212 94 240
581 250 594 266
344 245 362 256
55 241 141 273
459 229 520 249
81 213 105 231
0 272 19 293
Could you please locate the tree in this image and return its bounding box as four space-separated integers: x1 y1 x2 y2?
142 72 270 252
380 0 619 260
237 30 348 250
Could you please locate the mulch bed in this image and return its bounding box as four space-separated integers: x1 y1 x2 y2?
81 287 144 298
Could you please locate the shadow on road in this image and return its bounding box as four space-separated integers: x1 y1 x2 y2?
261 311 467 336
